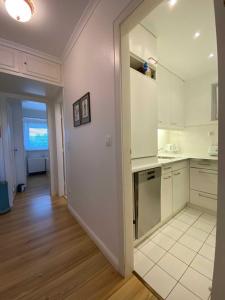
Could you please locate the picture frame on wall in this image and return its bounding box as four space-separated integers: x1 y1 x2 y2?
73 100 81 127
80 92 91 125
73 92 91 127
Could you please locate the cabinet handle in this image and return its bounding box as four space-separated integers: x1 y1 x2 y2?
199 193 217 200
24 61 27 65
173 172 181 176
199 171 217 175
163 176 171 180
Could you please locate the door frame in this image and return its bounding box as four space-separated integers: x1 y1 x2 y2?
114 2 223 297
114 0 163 277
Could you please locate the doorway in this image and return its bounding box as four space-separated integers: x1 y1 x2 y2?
21 100 50 195
119 0 218 299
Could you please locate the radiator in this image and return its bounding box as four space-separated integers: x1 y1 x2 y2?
27 158 46 174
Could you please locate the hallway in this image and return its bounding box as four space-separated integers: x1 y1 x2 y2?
0 177 158 300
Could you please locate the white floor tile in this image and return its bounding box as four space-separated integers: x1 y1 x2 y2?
193 220 214 233
179 234 204 252
169 242 196 265
199 244 215 261
144 265 177 299
158 252 188 280
134 250 155 277
211 227 216 236
199 214 216 226
169 219 190 232
167 283 200 300
176 213 198 225
206 234 216 248
180 268 212 300
141 240 166 263
191 254 214 280
186 227 208 242
161 225 184 241
183 207 203 217
151 232 175 250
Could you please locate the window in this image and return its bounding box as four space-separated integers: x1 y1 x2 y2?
23 118 49 151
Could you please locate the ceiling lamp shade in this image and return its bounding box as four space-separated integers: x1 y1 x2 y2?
4 0 34 23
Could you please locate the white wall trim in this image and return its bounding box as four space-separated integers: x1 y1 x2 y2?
62 0 101 61
68 203 119 271
0 37 62 64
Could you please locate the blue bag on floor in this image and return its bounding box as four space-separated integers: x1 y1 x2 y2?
0 181 10 214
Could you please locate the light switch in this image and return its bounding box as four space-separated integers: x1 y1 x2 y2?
105 135 112 147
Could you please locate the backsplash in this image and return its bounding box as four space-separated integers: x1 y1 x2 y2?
158 123 218 156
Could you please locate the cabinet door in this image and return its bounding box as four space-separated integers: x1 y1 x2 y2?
170 75 184 128
190 168 218 195
130 68 158 158
161 173 173 221
129 24 157 61
157 65 170 128
0 45 18 72
21 53 61 83
173 168 189 213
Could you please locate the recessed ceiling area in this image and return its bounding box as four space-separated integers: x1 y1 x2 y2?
0 72 61 99
142 0 217 80
0 0 90 57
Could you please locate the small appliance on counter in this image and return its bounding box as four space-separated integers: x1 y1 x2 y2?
208 145 218 156
165 144 180 153
0 181 10 214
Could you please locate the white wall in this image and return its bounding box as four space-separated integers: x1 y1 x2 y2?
63 0 133 270
185 71 218 126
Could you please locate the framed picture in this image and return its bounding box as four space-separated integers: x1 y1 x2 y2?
73 100 81 127
80 92 91 125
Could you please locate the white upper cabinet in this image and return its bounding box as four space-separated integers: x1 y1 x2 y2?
0 43 62 86
129 24 157 61
157 65 184 129
0 44 19 73
20 53 61 83
130 68 158 158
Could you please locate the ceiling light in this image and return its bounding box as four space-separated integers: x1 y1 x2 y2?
4 0 34 23
168 0 177 7
208 53 214 59
193 32 201 39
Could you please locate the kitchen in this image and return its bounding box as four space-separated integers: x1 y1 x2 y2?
129 0 217 299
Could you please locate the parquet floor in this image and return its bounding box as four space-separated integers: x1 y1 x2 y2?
0 175 158 300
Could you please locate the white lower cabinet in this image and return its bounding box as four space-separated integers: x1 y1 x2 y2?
190 159 218 212
161 172 173 221
173 168 189 213
161 161 189 222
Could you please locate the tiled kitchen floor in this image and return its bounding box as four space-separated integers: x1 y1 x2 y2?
134 207 216 300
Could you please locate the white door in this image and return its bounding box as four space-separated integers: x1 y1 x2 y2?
161 172 173 221
173 168 189 213
5 102 17 202
55 103 66 197
130 68 158 158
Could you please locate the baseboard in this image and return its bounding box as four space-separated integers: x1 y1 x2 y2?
68 203 120 272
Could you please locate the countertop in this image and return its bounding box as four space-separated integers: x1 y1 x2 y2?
132 153 218 173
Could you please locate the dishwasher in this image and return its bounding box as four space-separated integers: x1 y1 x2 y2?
134 168 161 240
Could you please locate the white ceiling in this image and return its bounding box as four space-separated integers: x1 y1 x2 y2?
142 0 217 80
0 0 90 57
0 72 61 99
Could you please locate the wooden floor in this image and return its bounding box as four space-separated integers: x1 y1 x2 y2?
0 175 158 300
